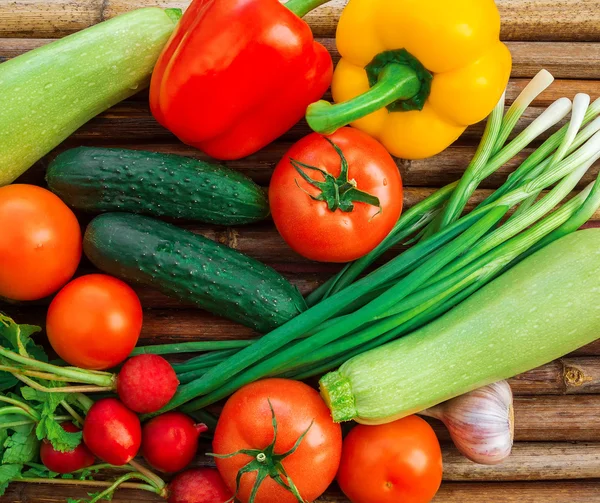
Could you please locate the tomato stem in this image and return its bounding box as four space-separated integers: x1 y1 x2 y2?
208 400 311 503
290 138 382 214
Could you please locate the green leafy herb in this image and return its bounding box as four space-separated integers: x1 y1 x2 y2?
0 314 47 391
2 424 39 464
0 464 22 496
20 463 59 479
21 386 82 452
0 313 46 361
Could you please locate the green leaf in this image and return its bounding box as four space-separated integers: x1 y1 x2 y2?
20 386 48 403
37 417 81 453
0 314 47 393
0 374 17 393
77 467 98 481
0 464 22 496
21 463 59 479
2 424 39 464
21 386 82 452
0 313 46 361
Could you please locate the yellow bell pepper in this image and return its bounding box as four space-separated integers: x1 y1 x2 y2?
306 0 512 159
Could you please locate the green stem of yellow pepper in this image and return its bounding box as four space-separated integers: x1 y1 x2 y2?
306 64 421 135
285 0 331 17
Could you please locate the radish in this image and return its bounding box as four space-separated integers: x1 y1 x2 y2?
142 412 208 473
0 349 180 414
117 354 180 413
83 398 141 466
40 422 95 474
168 468 233 503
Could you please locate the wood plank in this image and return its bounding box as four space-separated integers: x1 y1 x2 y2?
443 442 600 481
3 37 600 81
1 0 599 41
508 357 600 395
4 480 600 503
13 136 600 189
0 0 102 39
512 395 600 441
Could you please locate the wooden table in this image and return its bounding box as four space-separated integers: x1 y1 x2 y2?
1 0 600 501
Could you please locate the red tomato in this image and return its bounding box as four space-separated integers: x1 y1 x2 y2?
0 184 81 301
212 379 342 503
337 416 443 503
46 274 142 370
269 128 403 263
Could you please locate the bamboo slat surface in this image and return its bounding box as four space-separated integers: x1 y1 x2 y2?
1 0 600 40
1 0 600 502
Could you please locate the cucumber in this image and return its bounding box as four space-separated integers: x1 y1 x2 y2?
321 229 600 424
47 147 269 225
0 8 180 186
84 213 306 333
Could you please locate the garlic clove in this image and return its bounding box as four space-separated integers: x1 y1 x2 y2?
420 380 514 465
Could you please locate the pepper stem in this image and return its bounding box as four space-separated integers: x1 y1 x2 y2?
285 0 331 18
307 63 421 135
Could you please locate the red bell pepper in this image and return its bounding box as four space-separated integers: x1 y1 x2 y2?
150 0 333 160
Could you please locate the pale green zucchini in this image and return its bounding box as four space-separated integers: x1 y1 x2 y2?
0 8 180 186
320 229 600 424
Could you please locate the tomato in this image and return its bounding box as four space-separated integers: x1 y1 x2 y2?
46 274 143 370
337 416 443 503
0 184 81 301
269 128 403 263
212 378 342 503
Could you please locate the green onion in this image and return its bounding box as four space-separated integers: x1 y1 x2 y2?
492 69 555 154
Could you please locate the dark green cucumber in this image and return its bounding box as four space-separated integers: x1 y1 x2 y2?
83 213 306 333
47 147 269 225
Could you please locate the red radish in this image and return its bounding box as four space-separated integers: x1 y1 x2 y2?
168 468 233 503
40 422 95 474
83 398 141 466
117 354 179 413
142 412 207 473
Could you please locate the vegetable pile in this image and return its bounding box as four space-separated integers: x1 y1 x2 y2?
148 74 600 420
0 0 599 502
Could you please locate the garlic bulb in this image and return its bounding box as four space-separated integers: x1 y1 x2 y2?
419 380 514 465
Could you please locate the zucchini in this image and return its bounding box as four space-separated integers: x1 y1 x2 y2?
84 213 306 333
47 147 269 225
321 229 600 424
0 8 180 186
